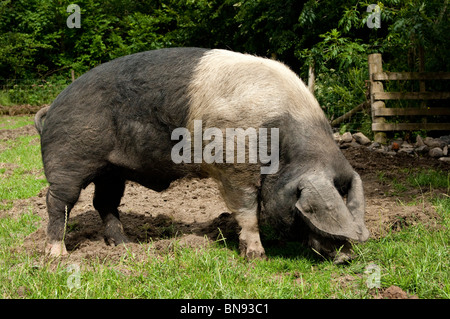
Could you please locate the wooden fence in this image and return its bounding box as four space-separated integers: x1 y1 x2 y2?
368 53 450 143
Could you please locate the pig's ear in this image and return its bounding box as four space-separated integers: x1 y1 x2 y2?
295 174 369 242
346 172 369 240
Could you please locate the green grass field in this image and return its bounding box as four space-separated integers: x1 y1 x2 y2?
0 115 449 299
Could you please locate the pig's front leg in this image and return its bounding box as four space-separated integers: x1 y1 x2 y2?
218 179 266 260
235 209 266 259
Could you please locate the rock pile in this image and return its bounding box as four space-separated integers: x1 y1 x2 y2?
334 132 450 163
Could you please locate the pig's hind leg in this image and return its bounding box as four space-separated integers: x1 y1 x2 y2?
45 184 81 256
93 174 130 246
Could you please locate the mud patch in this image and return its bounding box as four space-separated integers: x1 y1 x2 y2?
19 178 236 263
343 147 447 239
0 162 21 177
0 124 37 141
372 285 419 299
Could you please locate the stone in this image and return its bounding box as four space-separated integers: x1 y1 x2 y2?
350 141 361 148
443 146 448 156
333 132 341 143
415 145 429 154
429 147 443 158
439 135 450 144
402 142 412 148
424 137 446 149
386 151 397 156
368 142 380 150
415 135 425 147
353 132 371 145
399 145 414 154
438 157 450 163
424 137 434 146
340 141 361 149
341 132 353 143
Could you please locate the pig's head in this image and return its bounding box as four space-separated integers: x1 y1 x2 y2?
260 155 369 264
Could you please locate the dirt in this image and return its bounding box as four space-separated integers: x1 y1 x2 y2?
333 274 419 299
342 146 447 238
1 124 449 287
9 177 235 264
375 285 419 299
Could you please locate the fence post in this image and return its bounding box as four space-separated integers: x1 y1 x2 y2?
368 53 387 144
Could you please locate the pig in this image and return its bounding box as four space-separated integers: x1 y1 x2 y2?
35 47 369 262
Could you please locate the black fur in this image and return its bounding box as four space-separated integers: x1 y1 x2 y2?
40 48 209 245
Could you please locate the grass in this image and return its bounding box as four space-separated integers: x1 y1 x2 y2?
0 115 449 299
377 168 450 197
0 117 47 209
0 116 35 130
0 222 371 299
356 200 450 298
408 169 450 191
0 201 449 299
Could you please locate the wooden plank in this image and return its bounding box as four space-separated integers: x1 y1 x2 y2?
372 122 450 131
374 107 450 116
373 72 450 81
368 54 387 144
373 91 450 100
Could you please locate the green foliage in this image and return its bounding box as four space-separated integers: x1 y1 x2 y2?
296 0 449 132
0 211 40 247
0 77 70 106
0 0 449 133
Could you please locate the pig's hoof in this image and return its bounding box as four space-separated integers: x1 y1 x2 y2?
104 220 131 246
245 249 267 260
240 243 267 260
104 231 131 246
45 241 68 257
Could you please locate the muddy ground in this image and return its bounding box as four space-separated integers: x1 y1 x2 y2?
1 122 449 298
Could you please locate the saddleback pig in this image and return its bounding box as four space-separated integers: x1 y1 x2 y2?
35 48 369 263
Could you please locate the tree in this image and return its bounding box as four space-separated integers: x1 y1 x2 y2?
0 0 448 135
